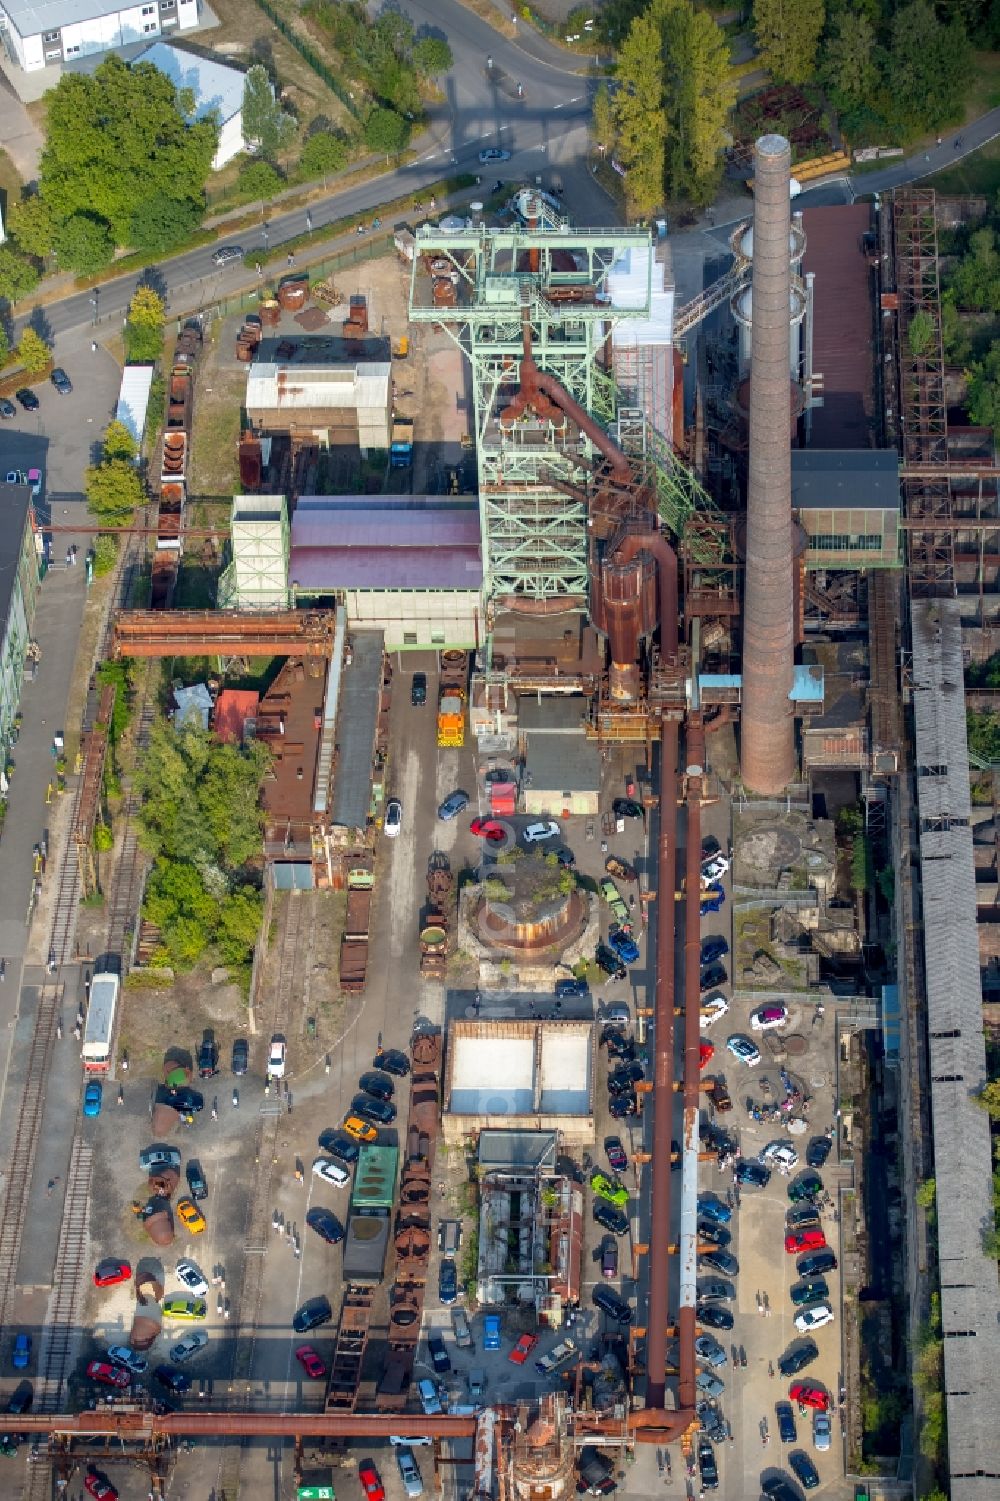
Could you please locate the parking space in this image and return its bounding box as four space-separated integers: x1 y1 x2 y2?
1 349 122 505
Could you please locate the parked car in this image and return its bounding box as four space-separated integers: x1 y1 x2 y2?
700 853 731 882
607 927 640 964
211 245 244 267
608 1091 638 1119
417 1378 443 1415
775 1400 797 1443
384 799 403 838
602 1027 635 1058
50 367 72 395
555 977 588 998
153 1364 191 1395
438 1260 458 1305
700 993 729 1028
296 1345 326 1379
788 1172 824 1204
592 1286 632 1323
318 1130 361 1163
358 1070 395 1101
197 1031 219 1078
84 1469 119 1501
813 1411 832 1450
696 1220 731 1248
351 1092 396 1125
734 1158 771 1189
450 1306 473 1349
612 797 643 819
342 1115 378 1143
789 1450 820 1490
699 1249 738 1277
427 1333 451 1374
483 1314 501 1351
806 1134 833 1169
600 1235 619 1279
107 1345 147 1376
604 1135 628 1172
396 1447 424 1499
509 1333 539 1364
786 1204 821 1231
696 1369 725 1399
267 1033 287 1078
761 1479 800 1501
592 1201 629 1236
796 1249 838 1277
696 1195 732 1225
785 1229 827 1255
169 1331 208 1364
524 820 560 844
359 1460 386 1501
794 1303 834 1332
790 1278 829 1308
778 1339 819 1378
751 1003 788 1032
306 1207 345 1245
437 790 470 820
710 1075 732 1111
11 1334 30 1370
411 672 427 706
608 1062 643 1096
230 1036 249 1074
694 1333 727 1368
696 1302 734 1331
83 1080 102 1117
699 961 728 991
87 1361 130 1390
175 1198 206 1235
163 1085 204 1115
591 1170 628 1208
140 1145 182 1173
595 944 627 980
14 388 39 411
162 1297 206 1322
470 817 505 842
762 1141 799 1170
0 398 16 419
313 1156 351 1189
554 845 575 867
175 1260 208 1296
292 1296 333 1333
700 936 729 965
725 1034 761 1067
697 1437 718 1492
697 1279 734 1303
534 1337 578 1375
373 1047 409 1077
94 1259 131 1287
788 1382 830 1411
700 883 725 915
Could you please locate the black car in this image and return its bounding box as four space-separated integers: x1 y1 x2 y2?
351 1091 396 1125
358 1070 394 1101
696 1220 731 1248
604 1135 628 1172
0 399 15 419
786 1204 822 1231
438 1260 458 1305
373 1047 409 1077
163 1086 204 1114
293 1295 333 1333
602 1028 636 1060
154 1365 191 1394
555 977 588 998
50 367 72 395
806 1134 833 1169
789 1450 820 1490
697 1278 735 1303
437 790 470 820
592 1286 633 1323
612 1057 644 1085
790 1278 829 1308
197 1031 219 1078
788 1171 824 1203
595 943 627 980
231 1038 249 1075
306 1208 345 1245
796 1248 838 1277
612 797 643 819
14 388 39 411
318 1129 361 1163
699 935 729 965
185 1160 207 1202
554 846 576 868
592 1201 629 1236
428 1333 451 1374
608 1068 641 1097
698 1248 739 1277
777 1338 819 1378
697 1437 718 1491
608 1091 638 1119
6 1381 32 1416
734 1158 771 1188
700 962 728 992
695 1302 734 1331
761 1479 802 1501
701 836 722 861
775 1400 797 1443
577 1447 614 1495
411 672 427 706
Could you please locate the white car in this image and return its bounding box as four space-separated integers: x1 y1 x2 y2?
107 1344 148 1376
699 992 729 1028
700 854 730 886
417 1377 442 1415
313 1155 350 1188
794 1302 835 1333
750 1004 788 1032
175 1259 209 1296
523 820 560 844
267 1033 287 1078
385 798 402 838
169 1330 209 1363
761 1142 799 1170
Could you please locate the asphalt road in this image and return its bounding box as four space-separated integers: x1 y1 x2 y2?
15 0 591 350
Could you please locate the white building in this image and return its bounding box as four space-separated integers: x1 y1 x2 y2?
0 0 198 73
137 40 247 170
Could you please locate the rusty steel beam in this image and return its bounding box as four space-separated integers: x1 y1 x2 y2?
645 713 678 1409
112 610 337 658
15 1412 478 1440
678 714 706 1416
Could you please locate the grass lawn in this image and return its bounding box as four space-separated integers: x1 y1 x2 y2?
922 136 1000 198
189 361 244 497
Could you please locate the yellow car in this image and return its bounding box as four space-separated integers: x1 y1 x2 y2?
162 1296 207 1321
176 1197 206 1235
342 1115 377 1144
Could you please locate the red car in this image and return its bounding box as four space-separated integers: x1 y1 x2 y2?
784 1229 827 1255
471 817 505 842
509 1333 539 1365
790 1383 830 1411
295 1345 326 1380
93 1258 131 1288
358 1460 385 1501
699 1040 715 1070
85 1471 119 1500
86 1360 130 1390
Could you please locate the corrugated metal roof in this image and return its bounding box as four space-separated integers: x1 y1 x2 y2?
330 630 383 829
246 362 390 412
213 689 258 744
525 733 599 794
290 546 482 592
792 449 899 510
518 697 591 733
4 0 122 35
801 204 873 449
115 364 154 445
291 503 480 550
137 42 246 125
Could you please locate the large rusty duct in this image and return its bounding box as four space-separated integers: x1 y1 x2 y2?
740 133 797 794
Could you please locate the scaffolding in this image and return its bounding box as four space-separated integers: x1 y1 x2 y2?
408 224 654 603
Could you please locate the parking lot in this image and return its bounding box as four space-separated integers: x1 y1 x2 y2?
1 350 123 506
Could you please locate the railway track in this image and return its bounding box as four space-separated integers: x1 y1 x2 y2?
33 1138 93 1411
104 698 156 961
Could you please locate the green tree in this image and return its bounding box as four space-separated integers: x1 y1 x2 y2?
0 245 39 304
611 12 667 218
888 0 970 136
908 309 934 358
53 211 114 274
38 55 216 247
241 64 296 159
238 158 282 200
92 534 119 577
129 193 201 255
124 285 166 361
413 36 453 76
16 326 50 374
977 1079 1000 1118
364 106 409 156
753 0 826 85
0 324 9 369
216 886 264 964
591 83 615 157
967 344 1000 438
85 459 143 525
102 419 138 463
658 0 735 204
298 130 349 178
8 194 54 258
820 11 877 110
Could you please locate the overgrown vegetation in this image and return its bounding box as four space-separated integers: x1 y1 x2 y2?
967 707 1000 763
86 420 144 530
124 286 166 365
914 1291 947 1471
135 721 270 973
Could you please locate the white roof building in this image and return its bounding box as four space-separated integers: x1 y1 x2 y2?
0 0 198 75
137 40 248 170
114 363 154 446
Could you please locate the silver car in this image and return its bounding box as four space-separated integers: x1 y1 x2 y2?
396 1446 424 1498
107 1344 147 1376
212 244 244 267
169 1331 209 1364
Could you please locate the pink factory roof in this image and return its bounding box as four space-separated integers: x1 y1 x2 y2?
291 502 481 551
288 499 482 591
290 546 482 591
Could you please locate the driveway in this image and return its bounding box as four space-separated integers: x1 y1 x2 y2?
0 69 43 185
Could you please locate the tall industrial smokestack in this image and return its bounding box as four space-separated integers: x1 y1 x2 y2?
740 133 796 794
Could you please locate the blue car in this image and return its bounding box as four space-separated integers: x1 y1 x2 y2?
437 790 469 821
555 977 588 998
438 1260 458 1306
483 1314 501 1351
696 1194 732 1225
607 928 640 964
700 883 725 915
83 1080 102 1117
12 1334 30 1370
699 935 729 965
